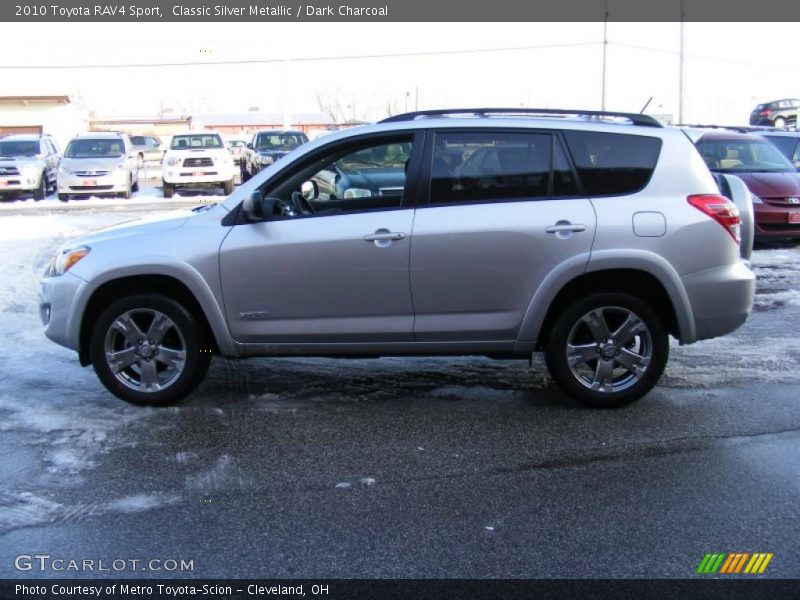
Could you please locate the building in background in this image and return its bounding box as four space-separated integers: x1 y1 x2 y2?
0 95 85 147
89 115 191 137
190 112 335 138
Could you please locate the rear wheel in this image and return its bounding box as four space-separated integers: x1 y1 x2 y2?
545 292 668 408
163 182 175 198
240 164 250 182
774 116 786 128
90 294 212 406
58 193 69 202
223 178 234 195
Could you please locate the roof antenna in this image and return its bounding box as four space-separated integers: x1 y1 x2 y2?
640 97 653 114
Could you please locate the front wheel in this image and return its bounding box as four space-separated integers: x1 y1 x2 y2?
222 178 235 195
545 292 668 408
33 175 47 200
90 294 212 406
163 182 175 198
58 193 69 202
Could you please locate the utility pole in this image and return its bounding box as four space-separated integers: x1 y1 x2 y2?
678 0 686 124
601 0 608 111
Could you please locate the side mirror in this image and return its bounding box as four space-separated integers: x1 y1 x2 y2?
246 142 253 149
242 190 265 220
301 180 317 201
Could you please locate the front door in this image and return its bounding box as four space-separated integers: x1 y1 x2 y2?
219 133 422 344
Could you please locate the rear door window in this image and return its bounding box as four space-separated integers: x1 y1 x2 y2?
429 131 578 205
563 130 662 196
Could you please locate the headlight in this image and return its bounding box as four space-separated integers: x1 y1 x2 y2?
344 188 372 198
165 157 180 166
44 246 91 277
260 155 274 165
58 164 72 175
751 194 763 204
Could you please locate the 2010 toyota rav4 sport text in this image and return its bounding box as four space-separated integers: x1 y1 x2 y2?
39 109 756 408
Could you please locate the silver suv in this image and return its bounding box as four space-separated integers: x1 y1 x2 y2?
0 134 60 200
39 109 755 408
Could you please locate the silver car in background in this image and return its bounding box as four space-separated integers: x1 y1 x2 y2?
39 108 755 408
57 132 140 201
0 134 60 200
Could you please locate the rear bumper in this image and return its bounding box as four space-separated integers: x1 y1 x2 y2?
682 261 755 342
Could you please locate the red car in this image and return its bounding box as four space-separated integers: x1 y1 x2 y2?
693 130 800 239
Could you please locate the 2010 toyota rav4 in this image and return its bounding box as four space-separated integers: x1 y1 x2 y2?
39 109 756 409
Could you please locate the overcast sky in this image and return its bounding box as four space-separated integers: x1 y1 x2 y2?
2 22 798 124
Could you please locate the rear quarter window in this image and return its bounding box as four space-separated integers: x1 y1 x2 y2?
563 131 662 196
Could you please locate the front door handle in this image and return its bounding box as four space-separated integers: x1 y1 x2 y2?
364 231 405 242
545 223 587 234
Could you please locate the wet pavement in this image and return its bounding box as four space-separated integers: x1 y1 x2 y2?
0 202 798 578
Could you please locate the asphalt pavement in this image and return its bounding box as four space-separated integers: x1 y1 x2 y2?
0 203 798 579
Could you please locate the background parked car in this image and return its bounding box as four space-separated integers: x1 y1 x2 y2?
227 138 246 165
757 130 800 169
161 131 236 197
688 128 800 239
0 133 59 200
57 132 139 202
129 135 165 167
241 129 309 181
749 99 800 128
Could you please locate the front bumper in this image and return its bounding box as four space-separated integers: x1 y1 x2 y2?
0 173 40 193
682 261 755 342
753 202 800 238
58 171 129 195
163 165 234 185
40 272 90 351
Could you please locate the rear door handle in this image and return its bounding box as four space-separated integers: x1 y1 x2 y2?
364 231 405 242
545 223 586 234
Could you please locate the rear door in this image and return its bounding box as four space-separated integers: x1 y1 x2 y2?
410 129 596 341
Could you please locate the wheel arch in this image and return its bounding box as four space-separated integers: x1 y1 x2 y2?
77 273 232 366
517 252 695 352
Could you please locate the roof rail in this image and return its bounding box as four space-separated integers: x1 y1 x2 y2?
380 107 663 128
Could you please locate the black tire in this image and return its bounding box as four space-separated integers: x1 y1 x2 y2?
240 164 250 182
33 175 47 201
163 182 175 198
223 178 235 195
90 294 212 406
545 292 668 408
58 193 70 202
132 177 139 193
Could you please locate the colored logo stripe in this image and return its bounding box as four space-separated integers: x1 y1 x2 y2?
697 552 773 574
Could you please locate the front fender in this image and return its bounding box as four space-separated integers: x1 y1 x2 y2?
69 258 236 356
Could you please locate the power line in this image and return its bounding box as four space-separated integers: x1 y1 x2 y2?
0 41 602 70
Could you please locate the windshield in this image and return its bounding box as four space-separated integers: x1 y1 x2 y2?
170 134 222 150
0 140 40 157
229 140 245 147
129 136 146 145
255 133 307 151
64 139 125 158
695 138 795 173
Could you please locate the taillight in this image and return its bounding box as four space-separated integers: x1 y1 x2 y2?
760 109 772 116
688 194 741 243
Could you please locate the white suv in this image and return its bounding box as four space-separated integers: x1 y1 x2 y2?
161 131 235 198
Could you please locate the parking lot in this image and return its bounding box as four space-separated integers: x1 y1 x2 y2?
0 190 798 578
